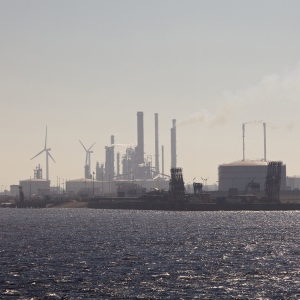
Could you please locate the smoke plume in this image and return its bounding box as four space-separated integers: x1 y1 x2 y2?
178 63 300 129
177 110 208 127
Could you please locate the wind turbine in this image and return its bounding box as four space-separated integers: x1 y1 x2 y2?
79 140 96 179
30 126 56 181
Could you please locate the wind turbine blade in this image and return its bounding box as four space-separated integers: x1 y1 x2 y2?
47 151 56 163
88 142 96 151
79 140 87 152
30 149 45 160
45 126 47 149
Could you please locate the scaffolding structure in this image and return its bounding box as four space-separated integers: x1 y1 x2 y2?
169 168 185 201
34 164 43 179
264 161 282 202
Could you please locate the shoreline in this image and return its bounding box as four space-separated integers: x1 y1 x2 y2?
4 199 300 210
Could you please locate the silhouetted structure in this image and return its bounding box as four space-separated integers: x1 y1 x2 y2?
34 164 43 179
171 119 177 168
244 179 260 195
169 168 185 201
95 162 104 181
193 182 203 195
155 113 159 174
19 186 24 207
116 152 120 177
136 112 144 165
265 161 282 202
105 135 115 181
120 112 152 180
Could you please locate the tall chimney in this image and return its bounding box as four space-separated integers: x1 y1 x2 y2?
116 152 120 176
137 112 144 164
154 113 159 173
171 119 177 168
162 145 164 178
242 123 245 161
263 123 266 161
111 135 115 177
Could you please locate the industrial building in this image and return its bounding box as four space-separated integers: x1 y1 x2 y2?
10 185 19 197
104 135 115 181
100 112 171 189
63 111 172 195
286 176 300 190
19 179 51 196
218 160 286 192
218 123 286 193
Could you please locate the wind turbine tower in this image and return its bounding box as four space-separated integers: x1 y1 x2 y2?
30 126 55 181
79 140 96 179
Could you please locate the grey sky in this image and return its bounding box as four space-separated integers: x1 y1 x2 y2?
1 1 300 187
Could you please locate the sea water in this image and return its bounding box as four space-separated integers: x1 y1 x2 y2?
1 209 300 299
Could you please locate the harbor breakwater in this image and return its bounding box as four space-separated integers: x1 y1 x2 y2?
87 201 300 211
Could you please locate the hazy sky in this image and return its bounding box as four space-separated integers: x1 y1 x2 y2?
1 0 300 188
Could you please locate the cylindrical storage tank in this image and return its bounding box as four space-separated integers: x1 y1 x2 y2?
218 160 286 193
19 179 51 196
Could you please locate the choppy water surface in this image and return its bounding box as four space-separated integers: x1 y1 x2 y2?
1 209 300 299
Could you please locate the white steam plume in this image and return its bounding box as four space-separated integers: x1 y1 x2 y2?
178 103 231 127
178 63 300 129
177 110 208 127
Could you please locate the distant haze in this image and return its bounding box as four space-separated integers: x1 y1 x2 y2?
1 1 300 188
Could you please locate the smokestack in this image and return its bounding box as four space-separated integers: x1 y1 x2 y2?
242 123 245 161
263 123 266 161
162 145 164 178
116 152 120 176
137 112 144 164
105 135 115 181
111 135 115 177
171 119 177 168
154 113 159 173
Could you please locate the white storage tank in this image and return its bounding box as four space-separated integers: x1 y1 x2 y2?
19 179 51 196
218 160 286 193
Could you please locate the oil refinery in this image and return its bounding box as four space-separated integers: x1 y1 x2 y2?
3 110 300 211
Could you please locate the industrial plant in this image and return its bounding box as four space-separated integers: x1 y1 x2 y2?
16 111 175 198
3 110 300 211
